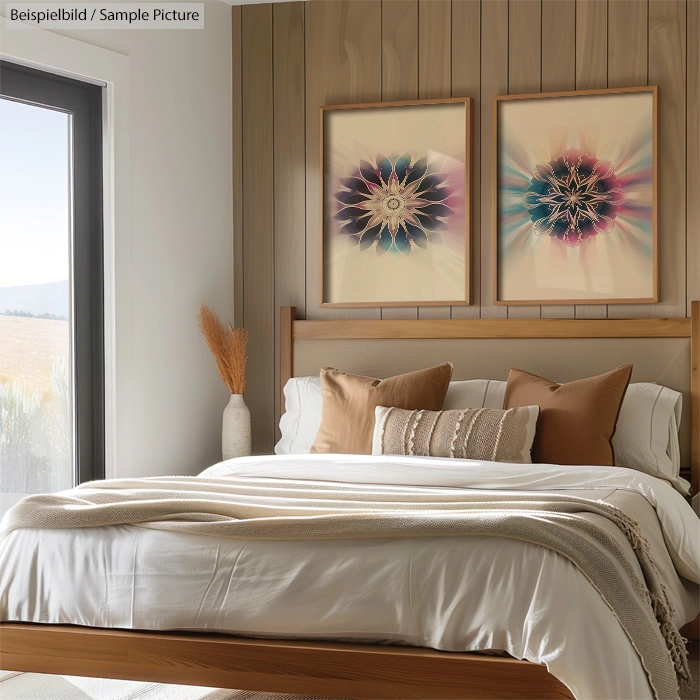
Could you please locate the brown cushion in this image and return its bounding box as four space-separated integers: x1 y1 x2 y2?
504 366 633 466
311 363 453 455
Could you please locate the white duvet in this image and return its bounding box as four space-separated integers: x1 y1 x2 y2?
1 454 698 700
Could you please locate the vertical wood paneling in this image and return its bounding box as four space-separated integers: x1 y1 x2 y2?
242 4 275 453
418 0 452 99
575 0 608 319
507 0 542 320
418 0 452 319
607 0 648 87
232 6 244 329
576 0 608 90
541 0 575 92
382 0 418 102
451 0 481 319
234 0 698 453
273 2 306 435
381 0 419 320
481 0 508 318
647 0 687 318
509 0 541 94
540 0 575 319
606 0 651 319
305 0 382 320
688 0 700 314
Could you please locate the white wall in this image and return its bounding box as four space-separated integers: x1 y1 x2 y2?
2 2 234 477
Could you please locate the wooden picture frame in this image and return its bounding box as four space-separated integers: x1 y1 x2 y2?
319 97 473 308
493 86 658 306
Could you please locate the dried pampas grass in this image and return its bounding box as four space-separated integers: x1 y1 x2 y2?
198 304 248 394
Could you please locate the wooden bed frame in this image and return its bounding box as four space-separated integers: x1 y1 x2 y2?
1 303 698 699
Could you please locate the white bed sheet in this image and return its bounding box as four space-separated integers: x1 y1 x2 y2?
2 455 699 700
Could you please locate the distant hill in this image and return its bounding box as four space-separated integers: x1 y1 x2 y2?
0 281 69 318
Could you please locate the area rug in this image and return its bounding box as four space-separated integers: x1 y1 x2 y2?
0 673 341 700
1 657 697 700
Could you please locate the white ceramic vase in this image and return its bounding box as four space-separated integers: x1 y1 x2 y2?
222 393 251 460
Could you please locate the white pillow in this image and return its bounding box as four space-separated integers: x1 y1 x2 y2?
443 379 506 410
276 377 687 494
611 383 687 493
275 376 322 455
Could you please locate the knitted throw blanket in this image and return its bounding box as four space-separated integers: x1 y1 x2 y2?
0 475 690 700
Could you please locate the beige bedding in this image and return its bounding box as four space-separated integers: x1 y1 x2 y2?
1 474 691 699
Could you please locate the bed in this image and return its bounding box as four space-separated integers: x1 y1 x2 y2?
1 304 698 700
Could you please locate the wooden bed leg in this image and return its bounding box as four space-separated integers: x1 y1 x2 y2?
280 306 295 415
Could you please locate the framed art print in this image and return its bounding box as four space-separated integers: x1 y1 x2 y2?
494 87 657 305
320 97 472 308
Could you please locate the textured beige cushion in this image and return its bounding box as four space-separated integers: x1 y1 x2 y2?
372 405 540 463
311 363 453 455
504 366 633 466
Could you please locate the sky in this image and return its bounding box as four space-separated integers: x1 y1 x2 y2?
0 97 71 288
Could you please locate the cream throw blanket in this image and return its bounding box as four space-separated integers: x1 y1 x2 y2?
1 475 690 700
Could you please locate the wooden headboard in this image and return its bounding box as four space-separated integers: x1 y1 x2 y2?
280 303 700 497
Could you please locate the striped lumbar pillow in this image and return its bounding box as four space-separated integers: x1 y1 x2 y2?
372 405 540 464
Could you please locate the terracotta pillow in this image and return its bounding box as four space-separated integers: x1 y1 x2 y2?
311 363 453 455
504 366 633 466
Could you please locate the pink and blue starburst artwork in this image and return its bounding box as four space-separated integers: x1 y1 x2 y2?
321 99 471 307
496 89 657 305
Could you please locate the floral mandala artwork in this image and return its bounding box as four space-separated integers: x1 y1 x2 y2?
333 154 455 255
521 148 625 246
496 90 656 304
321 99 470 306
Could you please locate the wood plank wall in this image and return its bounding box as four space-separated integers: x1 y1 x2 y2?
232 0 700 454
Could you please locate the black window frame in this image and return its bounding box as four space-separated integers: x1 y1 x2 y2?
1 60 105 484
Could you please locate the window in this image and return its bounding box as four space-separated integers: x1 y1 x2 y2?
0 60 104 515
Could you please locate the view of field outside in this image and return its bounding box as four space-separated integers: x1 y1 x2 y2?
0 96 74 518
